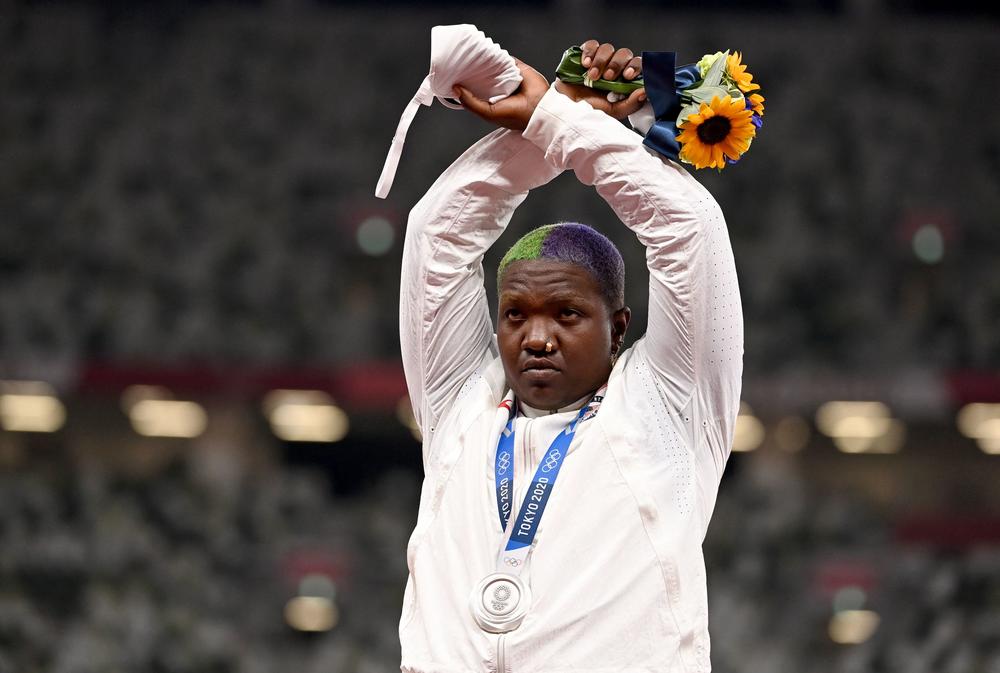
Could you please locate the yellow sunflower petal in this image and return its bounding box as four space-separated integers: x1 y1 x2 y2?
726 51 761 94
710 144 725 169
676 93 759 170
720 137 749 159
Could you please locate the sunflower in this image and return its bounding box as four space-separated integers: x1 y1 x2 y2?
726 51 760 93
677 96 757 170
747 92 765 117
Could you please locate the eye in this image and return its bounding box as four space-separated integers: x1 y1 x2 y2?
504 308 524 320
559 308 581 319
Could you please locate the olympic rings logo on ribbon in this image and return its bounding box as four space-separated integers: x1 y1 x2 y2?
497 451 511 473
504 557 521 567
541 449 562 473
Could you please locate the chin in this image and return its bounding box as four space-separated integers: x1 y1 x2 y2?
515 382 574 411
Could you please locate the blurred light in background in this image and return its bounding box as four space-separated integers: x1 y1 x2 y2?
911 223 945 264
817 401 890 436
833 420 905 454
816 401 904 454
284 596 338 632
773 416 811 452
0 381 66 433
732 402 764 452
356 216 395 256
286 571 339 632
396 396 422 442
832 585 868 613
263 390 349 443
120 384 174 414
130 399 208 438
828 609 880 645
956 403 1000 455
298 573 336 600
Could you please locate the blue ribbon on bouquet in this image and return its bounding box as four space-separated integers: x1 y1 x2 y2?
640 51 701 163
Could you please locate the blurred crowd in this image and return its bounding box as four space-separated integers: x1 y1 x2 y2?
706 456 1000 673
1 435 998 673
0 433 415 673
1 5 998 381
1 5 999 671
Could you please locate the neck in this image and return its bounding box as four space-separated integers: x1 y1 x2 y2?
518 392 592 419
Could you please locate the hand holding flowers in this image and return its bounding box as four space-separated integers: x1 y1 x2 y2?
555 45 765 171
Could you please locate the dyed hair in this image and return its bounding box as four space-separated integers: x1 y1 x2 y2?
497 223 625 309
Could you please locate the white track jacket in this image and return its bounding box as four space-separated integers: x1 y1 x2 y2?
398 87 744 673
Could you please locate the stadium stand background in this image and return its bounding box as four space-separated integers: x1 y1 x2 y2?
1 1 999 672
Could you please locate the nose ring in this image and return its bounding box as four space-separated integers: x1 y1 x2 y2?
545 341 553 353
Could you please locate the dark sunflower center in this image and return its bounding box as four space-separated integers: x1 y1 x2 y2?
696 116 731 145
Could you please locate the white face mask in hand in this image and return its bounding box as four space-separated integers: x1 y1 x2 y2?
375 24 522 199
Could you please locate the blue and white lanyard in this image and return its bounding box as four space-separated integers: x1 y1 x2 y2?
493 392 602 567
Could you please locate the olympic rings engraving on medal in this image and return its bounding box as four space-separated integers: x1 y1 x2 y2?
470 573 530 632
484 579 518 616
540 449 562 473
491 584 512 611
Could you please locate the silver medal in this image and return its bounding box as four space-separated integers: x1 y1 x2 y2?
469 572 531 633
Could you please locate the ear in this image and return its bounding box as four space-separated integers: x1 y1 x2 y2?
611 306 631 350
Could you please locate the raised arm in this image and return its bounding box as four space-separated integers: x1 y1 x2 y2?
400 75 560 444
518 65 744 465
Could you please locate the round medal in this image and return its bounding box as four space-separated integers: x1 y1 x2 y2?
469 572 531 633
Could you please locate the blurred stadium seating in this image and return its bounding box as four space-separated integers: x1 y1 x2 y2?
1 2 998 672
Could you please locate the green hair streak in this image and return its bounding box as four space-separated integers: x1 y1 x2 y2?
496 224 556 288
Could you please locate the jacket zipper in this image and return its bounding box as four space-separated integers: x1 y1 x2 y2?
497 417 527 673
497 633 508 673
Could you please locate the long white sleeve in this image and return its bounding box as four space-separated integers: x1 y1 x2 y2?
399 128 561 457
522 88 744 471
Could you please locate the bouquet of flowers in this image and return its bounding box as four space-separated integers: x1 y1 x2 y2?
675 51 764 169
555 47 764 171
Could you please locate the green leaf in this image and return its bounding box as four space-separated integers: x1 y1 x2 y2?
675 102 702 125
687 85 732 105
701 49 729 87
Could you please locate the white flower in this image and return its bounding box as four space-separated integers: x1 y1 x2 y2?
696 51 726 77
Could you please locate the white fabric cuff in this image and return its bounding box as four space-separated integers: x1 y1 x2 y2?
375 25 521 199
628 101 655 136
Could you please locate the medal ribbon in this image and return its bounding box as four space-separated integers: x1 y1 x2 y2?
493 389 604 568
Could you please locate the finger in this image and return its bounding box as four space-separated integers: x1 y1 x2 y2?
453 84 495 121
609 87 647 119
588 42 615 81
603 47 634 81
555 79 613 112
580 39 600 68
513 58 549 90
623 55 643 81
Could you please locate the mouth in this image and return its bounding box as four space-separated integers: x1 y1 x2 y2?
522 357 559 373
521 358 560 381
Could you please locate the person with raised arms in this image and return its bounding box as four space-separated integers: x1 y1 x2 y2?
397 38 744 673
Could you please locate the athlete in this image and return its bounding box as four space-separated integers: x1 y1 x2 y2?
398 40 743 672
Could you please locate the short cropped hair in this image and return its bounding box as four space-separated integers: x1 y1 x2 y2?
497 223 626 309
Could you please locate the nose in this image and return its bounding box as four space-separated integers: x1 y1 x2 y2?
522 318 553 354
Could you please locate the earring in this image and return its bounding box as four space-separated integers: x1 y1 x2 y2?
611 340 622 366
545 341 553 353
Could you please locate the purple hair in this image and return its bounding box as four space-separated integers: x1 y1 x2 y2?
497 223 625 308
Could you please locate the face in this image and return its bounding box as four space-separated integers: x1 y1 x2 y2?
498 259 630 411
